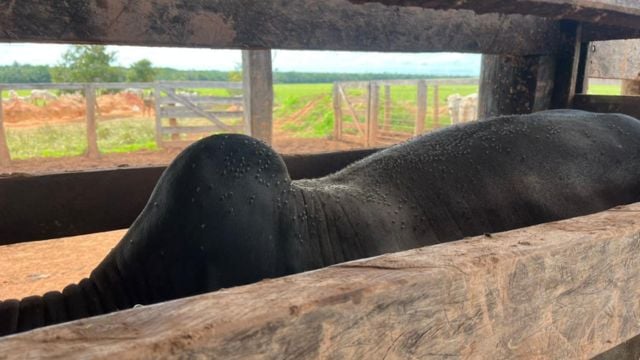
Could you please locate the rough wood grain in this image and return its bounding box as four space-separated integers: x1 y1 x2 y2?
84 85 100 159
572 94 640 119
588 40 640 80
0 0 569 55
2 202 640 358
550 22 584 109
478 55 543 118
242 50 273 144
351 0 640 30
0 93 11 166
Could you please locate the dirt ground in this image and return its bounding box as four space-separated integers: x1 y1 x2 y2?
0 94 370 300
0 230 123 299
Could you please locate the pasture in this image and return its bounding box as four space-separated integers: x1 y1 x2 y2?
1 82 621 160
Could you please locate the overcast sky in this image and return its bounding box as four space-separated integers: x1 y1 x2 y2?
0 43 482 76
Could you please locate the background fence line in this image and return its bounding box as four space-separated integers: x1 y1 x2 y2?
332 78 479 146
0 81 245 164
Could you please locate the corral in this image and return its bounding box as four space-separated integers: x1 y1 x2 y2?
2 1 640 359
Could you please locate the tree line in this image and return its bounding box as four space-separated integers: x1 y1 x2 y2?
0 45 464 84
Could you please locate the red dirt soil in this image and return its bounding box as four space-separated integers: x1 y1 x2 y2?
0 230 124 300
0 96 372 300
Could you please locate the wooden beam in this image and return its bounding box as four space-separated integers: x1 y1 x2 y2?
572 94 640 119
0 0 568 55
84 84 99 159
0 91 11 167
350 0 640 31
3 202 640 358
242 50 273 144
588 39 640 80
550 22 584 109
478 55 548 118
0 148 381 245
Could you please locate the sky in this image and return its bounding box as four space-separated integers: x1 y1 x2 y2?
0 43 482 76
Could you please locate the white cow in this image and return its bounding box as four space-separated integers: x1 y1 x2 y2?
447 93 478 124
123 88 144 98
29 89 58 105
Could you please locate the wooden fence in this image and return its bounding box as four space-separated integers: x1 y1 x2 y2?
0 81 246 165
333 78 478 146
153 81 245 147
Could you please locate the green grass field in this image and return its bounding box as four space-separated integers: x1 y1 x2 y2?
1 82 624 160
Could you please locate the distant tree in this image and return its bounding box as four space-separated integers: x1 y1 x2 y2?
227 61 243 82
127 59 156 82
50 45 124 83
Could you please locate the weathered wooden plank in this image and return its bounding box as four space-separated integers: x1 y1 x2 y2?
479 55 548 118
340 78 478 88
0 148 381 245
155 81 242 89
550 22 585 109
242 50 273 144
588 39 640 80
351 0 640 31
366 83 379 146
2 202 640 358
572 94 640 119
415 80 427 135
0 0 569 55
0 93 10 166
153 85 163 147
162 89 234 131
159 108 243 119
160 125 244 135
332 84 343 140
0 81 242 90
158 96 243 106
337 85 365 137
84 84 99 159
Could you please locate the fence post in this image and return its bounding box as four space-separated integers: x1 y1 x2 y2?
84 84 100 159
154 84 163 147
0 88 11 166
368 83 379 146
384 84 391 131
332 83 343 141
415 80 427 136
242 50 273 145
433 84 440 129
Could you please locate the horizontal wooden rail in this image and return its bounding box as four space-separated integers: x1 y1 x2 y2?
0 81 242 91
351 0 640 31
2 202 640 358
160 126 245 135
0 0 574 55
572 94 640 119
159 108 243 119
158 96 243 105
0 148 381 245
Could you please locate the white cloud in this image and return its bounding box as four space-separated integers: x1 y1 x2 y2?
0 43 481 75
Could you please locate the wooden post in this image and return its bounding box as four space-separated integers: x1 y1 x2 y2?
242 50 273 144
622 77 640 95
433 84 440 129
169 107 179 141
332 83 343 141
0 88 11 166
478 54 547 118
550 22 584 109
154 84 163 147
415 80 427 135
368 83 379 146
364 83 371 147
84 84 99 159
384 85 391 131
